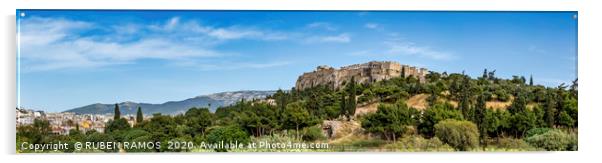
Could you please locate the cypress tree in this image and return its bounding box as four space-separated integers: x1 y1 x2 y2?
340 92 347 118
475 94 487 142
113 103 121 120
459 77 472 119
544 93 556 128
347 77 357 119
483 69 488 79
529 75 534 86
136 106 143 123
401 66 406 78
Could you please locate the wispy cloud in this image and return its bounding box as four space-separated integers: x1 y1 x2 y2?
305 33 351 43
528 45 547 54
364 23 380 29
177 60 292 71
384 40 455 60
19 16 291 72
306 22 337 31
149 17 289 41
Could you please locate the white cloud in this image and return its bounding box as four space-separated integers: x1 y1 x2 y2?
306 22 337 31
364 23 379 29
528 45 547 54
179 60 292 71
384 40 454 60
18 16 291 72
306 33 351 43
149 17 288 41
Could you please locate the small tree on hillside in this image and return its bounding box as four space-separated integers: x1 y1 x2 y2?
282 102 317 140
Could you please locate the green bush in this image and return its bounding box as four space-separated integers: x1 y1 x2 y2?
434 119 479 151
525 129 577 151
302 125 326 141
485 138 535 151
525 127 551 138
206 125 250 152
384 136 455 152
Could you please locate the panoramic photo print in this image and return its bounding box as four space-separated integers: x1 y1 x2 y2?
16 10 577 153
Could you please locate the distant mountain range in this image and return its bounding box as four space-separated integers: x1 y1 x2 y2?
63 90 276 115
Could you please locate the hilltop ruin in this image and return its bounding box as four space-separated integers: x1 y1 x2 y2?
295 61 428 90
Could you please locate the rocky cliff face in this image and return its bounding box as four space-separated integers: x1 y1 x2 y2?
295 61 427 90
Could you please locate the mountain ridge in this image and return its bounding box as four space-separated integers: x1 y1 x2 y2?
63 90 277 115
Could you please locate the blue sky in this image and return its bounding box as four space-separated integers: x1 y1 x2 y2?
17 10 577 112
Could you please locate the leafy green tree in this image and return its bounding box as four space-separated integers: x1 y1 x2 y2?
434 119 479 151
184 107 214 137
139 113 178 151
362 101 419 141
69 123 82 136
418 103 463 137
282 101 318 140
16 119 51 145
511 109 537 138
105 118 131 134
558 111 575 128
206 125 250 152
562 96 578 127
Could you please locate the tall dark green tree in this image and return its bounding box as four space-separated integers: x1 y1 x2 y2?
339 92 347 118
482 69 488 79
508 91 527 114
113 103 121 120
529 75 534 86
401 66 406 78
474 94 487 143
544 93 556 128
347 77 357 119
458 76 472 120
136 106 144 123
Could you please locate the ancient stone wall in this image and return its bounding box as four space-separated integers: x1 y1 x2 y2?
295 61 427 90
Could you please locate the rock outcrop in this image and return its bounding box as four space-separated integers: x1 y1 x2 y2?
295 61 427 90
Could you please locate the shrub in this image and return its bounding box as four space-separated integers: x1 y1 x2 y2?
525 129 577 151
206 125 250 152
302 125 327 141
434 119 479 151
525 127 551 138
485 138 535 151
384 136 455 152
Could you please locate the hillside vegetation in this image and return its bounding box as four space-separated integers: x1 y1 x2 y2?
17 69 578 152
